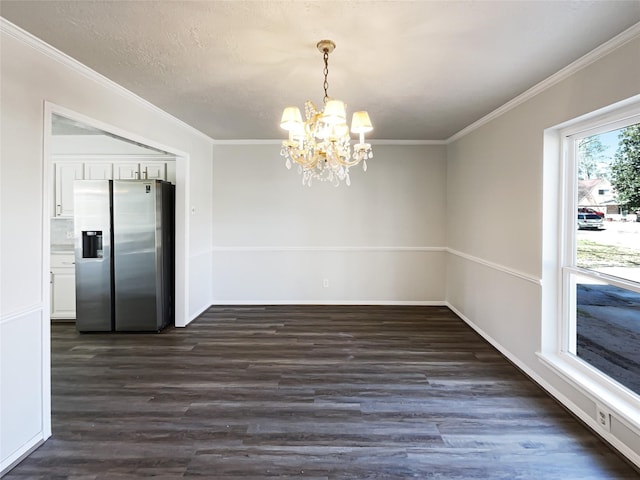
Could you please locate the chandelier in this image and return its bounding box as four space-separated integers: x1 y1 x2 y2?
280 40 373 187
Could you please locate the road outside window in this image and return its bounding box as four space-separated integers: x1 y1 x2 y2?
573 123 640 395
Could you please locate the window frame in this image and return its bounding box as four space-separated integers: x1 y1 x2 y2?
541 100 640 432
562 113 640 352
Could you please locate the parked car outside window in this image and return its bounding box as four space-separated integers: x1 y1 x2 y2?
577 213 605 230
577 207 604 217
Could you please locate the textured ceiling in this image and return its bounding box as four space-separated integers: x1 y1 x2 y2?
2 1 640 140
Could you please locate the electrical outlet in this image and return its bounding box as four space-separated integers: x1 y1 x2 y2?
596 404 611 432
323 278 329 288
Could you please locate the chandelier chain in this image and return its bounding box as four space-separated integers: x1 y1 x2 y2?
322 49 329 104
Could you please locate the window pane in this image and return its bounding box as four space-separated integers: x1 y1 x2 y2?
577 124 640 284
575 274 640 395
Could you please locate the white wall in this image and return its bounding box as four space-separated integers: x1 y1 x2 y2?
211 144 447 304
446 34 640 465
0 22 213 472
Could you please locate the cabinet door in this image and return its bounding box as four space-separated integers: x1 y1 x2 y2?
54 163 83 217
115 163 140 180
51 270 76 319
85 162 113 180
141 162 166 181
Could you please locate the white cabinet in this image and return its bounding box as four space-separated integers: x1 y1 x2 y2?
51 253 76 319
142 162 166 180
114 162 166 180
53 160 172 219
54 163 83 217
115 162 140 180
84 162 113 180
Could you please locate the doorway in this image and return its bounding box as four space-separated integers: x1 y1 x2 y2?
44 104 190 329
43 102 189 327
49 113 176 322
48 113 179 324
42 102 191 439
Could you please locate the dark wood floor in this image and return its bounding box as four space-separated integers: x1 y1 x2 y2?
6 305 639 479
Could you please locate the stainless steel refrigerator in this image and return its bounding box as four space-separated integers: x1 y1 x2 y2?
74 180 174 332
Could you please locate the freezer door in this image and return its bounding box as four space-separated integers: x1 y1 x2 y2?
74 180 113 332
113 180 169 331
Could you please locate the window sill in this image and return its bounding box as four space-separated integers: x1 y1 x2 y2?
538 351 640 434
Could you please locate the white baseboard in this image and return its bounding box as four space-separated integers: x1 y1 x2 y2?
208 300 447 306
186 302 213 326
446 302 640 469
0 435 44 478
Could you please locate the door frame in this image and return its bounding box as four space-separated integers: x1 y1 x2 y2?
42 101 191 436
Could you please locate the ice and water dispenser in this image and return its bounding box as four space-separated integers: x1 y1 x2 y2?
81 231 103 258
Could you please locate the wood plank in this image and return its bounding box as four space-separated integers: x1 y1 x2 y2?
5 305 638 479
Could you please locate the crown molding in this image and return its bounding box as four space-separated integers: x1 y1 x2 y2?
212 139 281 146
0 17 214 144
1 17 445 147
212 139 446 146
447 21 640 144
5 15 637 148
371 139 447 146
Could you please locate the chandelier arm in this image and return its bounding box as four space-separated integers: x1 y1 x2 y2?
286 147 319 169
335 157 361 167
333 149 366 167
295 157 319 169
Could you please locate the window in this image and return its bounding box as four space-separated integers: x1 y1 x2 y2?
562 109 640 398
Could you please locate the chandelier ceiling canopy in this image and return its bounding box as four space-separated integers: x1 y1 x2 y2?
280 40 373 187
